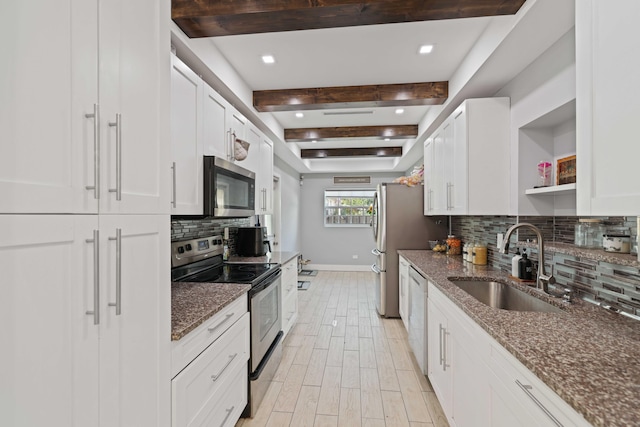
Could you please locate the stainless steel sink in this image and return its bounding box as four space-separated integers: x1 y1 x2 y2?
449 279 564 313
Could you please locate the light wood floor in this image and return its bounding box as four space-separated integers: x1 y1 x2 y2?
236 270 449 427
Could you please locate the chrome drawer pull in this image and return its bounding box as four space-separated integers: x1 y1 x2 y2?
211 353 238 381
208 313 234 334
439 324 444 366
220 406 235 427
108 113 122 200
515 380 563 427
108 228 122 315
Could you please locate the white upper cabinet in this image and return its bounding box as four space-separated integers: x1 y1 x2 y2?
203 84 230 159
425 98 510 216
0 0 99 214
98 0 169 215
171 55 203 215
576 0 640 215
0 0 169 215
258 136 274 214
423 138 435 215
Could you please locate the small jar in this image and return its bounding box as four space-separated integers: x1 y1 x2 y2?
574 219 604 248
446 235 462 255
603 227 631 253
466 241 475 262
472 244 488 265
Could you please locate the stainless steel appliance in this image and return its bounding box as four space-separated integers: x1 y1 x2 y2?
408 266 428 374
371 183 446 317
203 156 255 217
237 226 271 256
171 235 282 418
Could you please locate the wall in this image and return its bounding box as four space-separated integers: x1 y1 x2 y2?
450 215 640 316
274 157 301 252
300 173 402 269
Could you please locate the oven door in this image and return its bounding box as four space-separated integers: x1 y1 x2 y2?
249 271 282 372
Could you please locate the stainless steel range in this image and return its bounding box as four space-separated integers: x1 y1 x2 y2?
171 234 283 418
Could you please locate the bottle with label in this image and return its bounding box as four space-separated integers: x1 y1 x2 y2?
518 251 533 280
511 248 522 277
223 241 230 261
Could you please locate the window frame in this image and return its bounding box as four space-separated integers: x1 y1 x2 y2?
323 188 375 228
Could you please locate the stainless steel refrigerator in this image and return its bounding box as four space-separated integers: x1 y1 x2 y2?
371 183 447 317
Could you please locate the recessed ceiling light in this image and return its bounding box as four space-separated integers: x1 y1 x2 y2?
384 138 391 142
261 55 275 64
395 108 405 115
295 112 304 118
312 140 317 144
419 45 434 54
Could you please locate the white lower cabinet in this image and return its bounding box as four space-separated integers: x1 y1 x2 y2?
398 255 410 331
281 258 298 337
171 297 250 427
0 214 171 427
428 283 591 427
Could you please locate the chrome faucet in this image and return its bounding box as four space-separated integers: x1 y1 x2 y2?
499 222 556 294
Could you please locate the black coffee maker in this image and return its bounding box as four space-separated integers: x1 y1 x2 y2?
236 226 271 256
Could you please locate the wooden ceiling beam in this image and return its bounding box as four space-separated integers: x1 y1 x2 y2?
301 147 402 158
172 0 527 38
254 82 447 112
285 125 418 142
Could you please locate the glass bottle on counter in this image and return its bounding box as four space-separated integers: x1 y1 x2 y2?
446 235 462 255
574 219 604 248
473 243 488 265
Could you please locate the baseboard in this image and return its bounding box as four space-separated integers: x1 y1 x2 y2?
306 264 372 272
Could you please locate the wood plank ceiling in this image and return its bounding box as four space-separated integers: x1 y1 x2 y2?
172 0 526 158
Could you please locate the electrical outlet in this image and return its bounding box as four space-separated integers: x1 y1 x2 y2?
497 233 504 248
352 255 359 259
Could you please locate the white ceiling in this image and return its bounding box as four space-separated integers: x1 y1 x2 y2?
207 17 496 168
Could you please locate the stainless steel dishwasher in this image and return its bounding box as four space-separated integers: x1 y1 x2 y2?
407 266 428 375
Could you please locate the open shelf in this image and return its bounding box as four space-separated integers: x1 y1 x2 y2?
525 183 576 196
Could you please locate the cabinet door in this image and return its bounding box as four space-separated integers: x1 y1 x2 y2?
427 297 452 418
203 84 229 159
0 215 99 426
171 55 203 215
577 0 640 215
432 126 448 214
0 0 99 214
98 0 169 215
450 105 469 215
259 137 274 214
424 138 435 215
99 215 170 427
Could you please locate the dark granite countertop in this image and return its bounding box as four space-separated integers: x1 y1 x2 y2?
227 251 300 265
398 250 640 427
171 282 251 341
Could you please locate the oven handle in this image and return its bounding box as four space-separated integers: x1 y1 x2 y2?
248 269 282 295
250 330 283 381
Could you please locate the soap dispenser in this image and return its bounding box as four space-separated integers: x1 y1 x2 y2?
518 250 533 280
511 248 522 277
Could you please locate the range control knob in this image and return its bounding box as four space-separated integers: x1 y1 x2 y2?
185 244 192 251
177 246 185 254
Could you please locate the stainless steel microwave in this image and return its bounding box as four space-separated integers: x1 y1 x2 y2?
203 156 255 217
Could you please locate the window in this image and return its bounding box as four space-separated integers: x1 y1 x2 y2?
324 189 375 227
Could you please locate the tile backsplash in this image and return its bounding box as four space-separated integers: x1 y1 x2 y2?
451 215 640 316
171 217 253 256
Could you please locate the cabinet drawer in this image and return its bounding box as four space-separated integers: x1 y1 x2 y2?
489 343 590 427
172 294 247 377
172 313 249 427
197 361 247 427
281 259 298 297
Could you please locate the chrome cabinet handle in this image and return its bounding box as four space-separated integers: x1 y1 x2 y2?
85 230 100 325
171 162 177 208
442 328 450 371
108 113 122 200
207 313 234 334
85 104 100 199
211 353 238 381
439 324 444 366
220 406 235 427
230 130 236 162
515 380 564 426
262 188 267 211
108 228 122 315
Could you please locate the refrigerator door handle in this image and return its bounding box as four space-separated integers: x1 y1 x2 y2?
371 264 382 274
371 248 383 256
